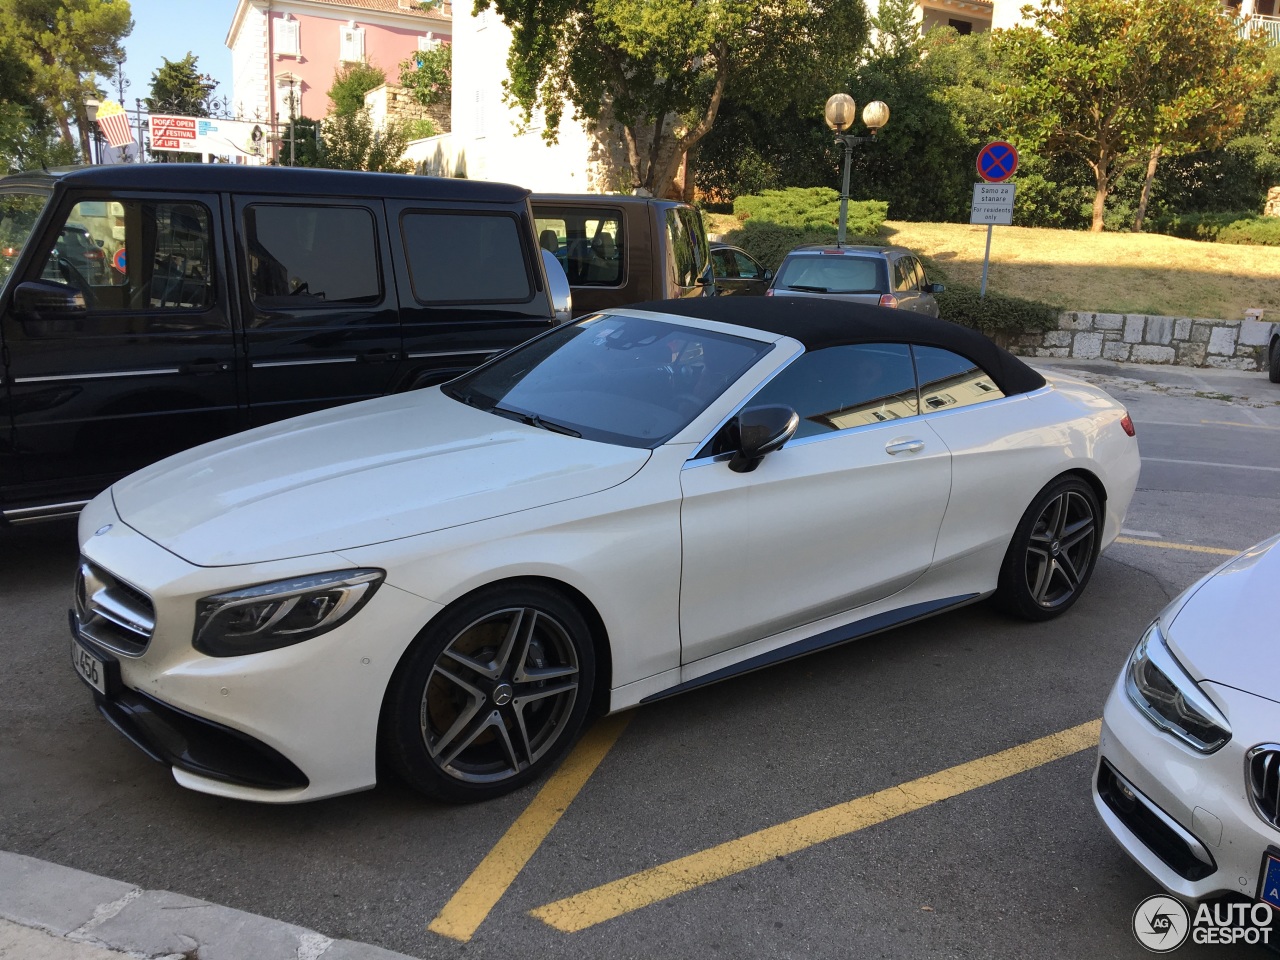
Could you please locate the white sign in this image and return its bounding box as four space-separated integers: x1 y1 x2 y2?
970 183 1016 225
149 115 270 161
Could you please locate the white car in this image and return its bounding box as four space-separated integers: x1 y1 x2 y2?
71 298 1139 803
1095 533 1280 910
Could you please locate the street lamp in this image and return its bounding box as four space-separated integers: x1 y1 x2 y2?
84 98 101 165
824 94 890 246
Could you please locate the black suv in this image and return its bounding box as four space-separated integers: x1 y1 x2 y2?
0 165 570 525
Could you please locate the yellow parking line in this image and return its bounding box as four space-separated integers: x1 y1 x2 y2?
1115 536 1238 557
530 719 1101 933
429 712 632 942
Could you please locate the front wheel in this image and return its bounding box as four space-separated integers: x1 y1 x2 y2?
995 476 1101 622
382 583 596 802
1269 340 1280 384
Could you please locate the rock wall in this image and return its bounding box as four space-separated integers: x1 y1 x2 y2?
1006 312 1277 371
1264 186 1280 218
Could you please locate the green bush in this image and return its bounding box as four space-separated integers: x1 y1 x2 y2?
935 283 1060 335
720 221 882 272
732 187 889 235
1150 211 1280 246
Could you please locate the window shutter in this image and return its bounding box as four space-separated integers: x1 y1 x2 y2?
340 25 365 62
274 16 300 56
474 90 486 138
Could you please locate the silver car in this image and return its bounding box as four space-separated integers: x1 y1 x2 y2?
767 244 944 316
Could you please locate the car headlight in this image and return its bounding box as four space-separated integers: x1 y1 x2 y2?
194 569 384 657
1125 622 1230 753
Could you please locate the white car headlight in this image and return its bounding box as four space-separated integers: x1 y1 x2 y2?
194 569 384 657
1125 622 1230 753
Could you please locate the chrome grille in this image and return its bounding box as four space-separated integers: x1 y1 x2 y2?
75 559 154 656
1247 745 1280 829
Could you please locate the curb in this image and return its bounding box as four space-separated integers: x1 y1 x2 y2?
0 851 418 960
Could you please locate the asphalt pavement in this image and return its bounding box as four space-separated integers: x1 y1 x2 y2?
3 355 1279 960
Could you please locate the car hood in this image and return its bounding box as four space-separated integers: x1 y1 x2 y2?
112 389 650 566
1166 534 1280 701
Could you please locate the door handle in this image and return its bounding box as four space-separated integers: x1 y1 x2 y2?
885 438 925 455
182 359 228 376
358 349 398 363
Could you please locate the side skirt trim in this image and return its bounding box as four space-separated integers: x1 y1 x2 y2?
641 593 980 704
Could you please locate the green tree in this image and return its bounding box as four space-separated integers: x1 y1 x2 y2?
399 43 451 108
318 110 412 172
0 0 134 160
479 0 868 196
0 35 79 172
995 0 1268 232
328 63 387 116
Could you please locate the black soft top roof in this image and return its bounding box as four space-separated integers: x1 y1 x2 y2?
1 165 530 204
626 296 1047 396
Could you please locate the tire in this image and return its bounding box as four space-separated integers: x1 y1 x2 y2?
382 582 596 803
1269 339 1280 384
995 476 1101 622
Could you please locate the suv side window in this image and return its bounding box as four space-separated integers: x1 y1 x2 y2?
750 343 919 439
38 199 215 317
732 250 761 280
534 208 623 287
245 204 380 306
665 208 700 289
913 345 1005 411
893 257 917 292
403 211 534 303
912 257 927 289
711 248 738 279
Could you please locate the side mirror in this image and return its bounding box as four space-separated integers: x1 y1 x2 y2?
763 269 773 282
12 280 86 322
541 249 573 323
728 404 799 473
928 283 945 294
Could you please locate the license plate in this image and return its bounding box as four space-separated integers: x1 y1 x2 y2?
71 636 109 695
1258 850 1280 909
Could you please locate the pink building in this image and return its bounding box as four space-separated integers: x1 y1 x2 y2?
226 0 451 132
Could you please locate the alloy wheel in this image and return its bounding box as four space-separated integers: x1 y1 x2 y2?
1023 489 1097 610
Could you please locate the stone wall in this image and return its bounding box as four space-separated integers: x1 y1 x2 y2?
1006 312 1277 371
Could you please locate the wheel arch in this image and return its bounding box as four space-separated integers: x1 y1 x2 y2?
377 574 615 737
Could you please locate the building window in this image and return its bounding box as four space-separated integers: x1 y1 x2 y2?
276 75 302 121
418 32 442 51
273 14 300 56
948 18 973 34
474 89 486 138
340 22 366 63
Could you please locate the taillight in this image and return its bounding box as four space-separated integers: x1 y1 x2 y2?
764 289 774 297
1120 414 1136 437
879 294 899 308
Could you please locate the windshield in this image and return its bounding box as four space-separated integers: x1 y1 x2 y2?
775 255 886 295
445 313 771 448
0 191 51 291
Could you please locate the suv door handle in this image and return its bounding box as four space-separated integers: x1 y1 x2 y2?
358 349 398 363
183 359 228 376
885 438 925 455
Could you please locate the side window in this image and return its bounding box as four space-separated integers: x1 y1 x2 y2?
711 248 737 279
912 258 927 289
245 204 380 307
913 345 1006 412
534 208 623 286
665 209 699 289
750 343 919 439
733 251 761 280
680 207 709 277
402 211 533 303
36 199 214 315
893 258 914 292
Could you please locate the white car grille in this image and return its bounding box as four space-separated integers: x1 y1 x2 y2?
75 558 155 656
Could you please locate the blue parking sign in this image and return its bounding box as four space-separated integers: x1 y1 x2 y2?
1259 853 1280 908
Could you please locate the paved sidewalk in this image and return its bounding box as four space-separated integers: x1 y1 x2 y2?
0 851 417 960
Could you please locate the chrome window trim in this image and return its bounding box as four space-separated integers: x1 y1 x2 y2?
16 368 182 383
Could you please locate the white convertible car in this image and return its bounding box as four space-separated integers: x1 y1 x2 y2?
71 298 1139 803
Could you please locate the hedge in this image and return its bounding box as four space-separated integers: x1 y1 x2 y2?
1150 212 1280 247
732 187 889 235
935 283 1061 335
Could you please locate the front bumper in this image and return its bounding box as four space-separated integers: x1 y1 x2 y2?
1095 670 1280 902
74 496 443 803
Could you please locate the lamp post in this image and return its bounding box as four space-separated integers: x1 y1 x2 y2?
84 98 101 165
824 94 890 246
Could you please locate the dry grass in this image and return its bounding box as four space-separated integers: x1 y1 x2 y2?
706 213 1280 321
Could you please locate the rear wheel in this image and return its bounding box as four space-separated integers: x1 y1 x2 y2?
995 476 1101 621
1269 339 1280 384
382 583 595 802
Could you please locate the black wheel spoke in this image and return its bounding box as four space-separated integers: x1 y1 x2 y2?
1029 553 1053 603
